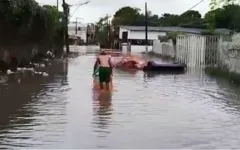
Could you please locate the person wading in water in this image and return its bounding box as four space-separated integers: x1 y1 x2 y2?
93 50 113 90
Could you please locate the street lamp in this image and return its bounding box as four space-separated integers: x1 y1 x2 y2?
69 1 90 19
69 0 90 7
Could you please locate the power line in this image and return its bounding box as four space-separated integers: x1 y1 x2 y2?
183 0 205 13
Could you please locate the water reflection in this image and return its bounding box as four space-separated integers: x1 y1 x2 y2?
143 71 185 78
92 90 113 138
212 76 240 113
0 59 69 149
2 53 240 148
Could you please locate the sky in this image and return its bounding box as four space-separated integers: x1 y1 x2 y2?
36 0 210 23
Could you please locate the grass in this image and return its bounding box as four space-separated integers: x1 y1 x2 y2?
205 67 240 84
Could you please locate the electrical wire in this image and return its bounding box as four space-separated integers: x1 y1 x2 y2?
183 0 205 13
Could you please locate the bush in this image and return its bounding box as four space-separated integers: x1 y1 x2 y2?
205 67 240 84
0 0 64 56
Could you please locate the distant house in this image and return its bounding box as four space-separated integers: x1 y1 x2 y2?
86 23 96 44
118 25 232 53
68 22 88 44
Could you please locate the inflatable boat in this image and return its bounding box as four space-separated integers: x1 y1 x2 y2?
142 61 186 72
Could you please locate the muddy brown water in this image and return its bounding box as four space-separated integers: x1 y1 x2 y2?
1 51 240 148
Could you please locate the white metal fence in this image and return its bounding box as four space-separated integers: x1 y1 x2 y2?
176 35 220 68
153 35 221 68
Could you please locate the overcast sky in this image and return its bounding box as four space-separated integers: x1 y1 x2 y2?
36 0 210 23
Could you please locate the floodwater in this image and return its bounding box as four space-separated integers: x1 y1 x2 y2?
1 50 240 149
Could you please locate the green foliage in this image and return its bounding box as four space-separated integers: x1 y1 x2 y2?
205 66 240 84
201 31 217 35
95 15 111 47
111 7 204 28
112 7 141 26
94 3 240 47
210 0 238 10
204 4 240 32
0 0 64 53
107 4 240 33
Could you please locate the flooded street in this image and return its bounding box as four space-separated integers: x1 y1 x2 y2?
1 50 240 148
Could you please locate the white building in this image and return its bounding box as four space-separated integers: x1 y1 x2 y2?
68 22 87 43
118 26 231 53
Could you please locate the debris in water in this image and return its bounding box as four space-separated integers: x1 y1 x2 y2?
40 64 45 68
7 69 14 74
42 72 49 77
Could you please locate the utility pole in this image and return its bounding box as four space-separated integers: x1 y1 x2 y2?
62 0 90 55
108 20 111 48
57 0 58 11
75 18 78 34
62 0 70 54
145 2 148 53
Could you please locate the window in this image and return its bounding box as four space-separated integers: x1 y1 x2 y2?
122 31 128 42
78 27 81 31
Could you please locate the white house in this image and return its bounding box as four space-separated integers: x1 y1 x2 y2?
118 26 232 53
68 22 87 43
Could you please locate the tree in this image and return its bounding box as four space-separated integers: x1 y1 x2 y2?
210 0 238 10
95 15 111 48
205 4 240 31
179 10 202 25
0 0 64 55
181 10 201 19
110 6 204 28
159 13 180 26
112 6 141 26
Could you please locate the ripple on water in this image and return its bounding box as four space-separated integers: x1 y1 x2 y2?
1 54 240 148
0 75 69 148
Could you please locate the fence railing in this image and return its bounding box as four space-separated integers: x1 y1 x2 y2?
176 35 220 68
153 35 221 68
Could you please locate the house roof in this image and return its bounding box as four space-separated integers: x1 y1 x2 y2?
119 25 232 35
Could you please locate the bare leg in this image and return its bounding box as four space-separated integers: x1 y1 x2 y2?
105 82 110 90
100 82 104 90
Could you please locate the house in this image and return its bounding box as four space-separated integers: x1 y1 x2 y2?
68 22 88 44
86 23 96 44
119 25 232 53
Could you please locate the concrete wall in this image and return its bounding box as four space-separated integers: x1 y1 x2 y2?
121 44 153 53
152 40 174 58
219 33 240 74
131 45 152 53
64 45 100 53
68 22 87 43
